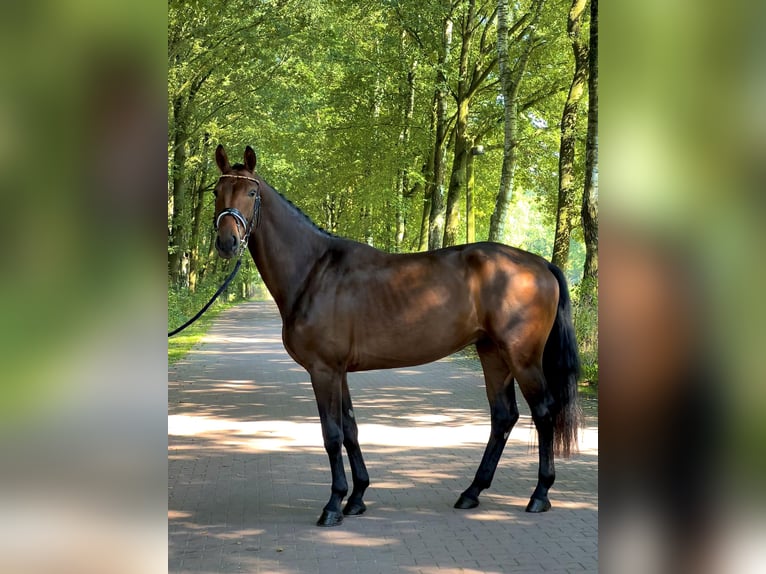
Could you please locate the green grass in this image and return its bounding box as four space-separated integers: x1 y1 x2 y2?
168 307 226 364
168 282 236 364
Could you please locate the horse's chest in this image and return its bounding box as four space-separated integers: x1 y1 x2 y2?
282 313 348 368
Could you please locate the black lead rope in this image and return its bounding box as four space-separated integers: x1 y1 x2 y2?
169 173 260 338
168 258 242 337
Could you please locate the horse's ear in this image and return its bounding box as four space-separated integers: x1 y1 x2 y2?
215 144 231 173
244 146 257 172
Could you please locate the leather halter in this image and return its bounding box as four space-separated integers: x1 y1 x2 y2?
214 174 262 255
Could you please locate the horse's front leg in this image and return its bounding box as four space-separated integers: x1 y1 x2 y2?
341 373 369 516
310 366 347 527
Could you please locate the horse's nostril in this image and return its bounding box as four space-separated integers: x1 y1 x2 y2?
216 234 238 254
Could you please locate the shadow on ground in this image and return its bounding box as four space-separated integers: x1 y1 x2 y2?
169 301 598 573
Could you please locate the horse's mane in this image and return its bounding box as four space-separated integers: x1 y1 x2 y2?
228 164 335 238
266 179 335 238
280 193 334 237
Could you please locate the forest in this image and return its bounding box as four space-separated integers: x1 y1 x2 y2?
168 0 598 380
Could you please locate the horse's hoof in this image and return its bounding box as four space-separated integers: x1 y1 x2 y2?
343 500 367 516
525 497 551 513
316 509 344 527
454 494 480 509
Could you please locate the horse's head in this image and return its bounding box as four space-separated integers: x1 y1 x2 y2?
213 144 261 259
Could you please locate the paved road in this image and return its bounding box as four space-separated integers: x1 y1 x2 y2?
169 301 598 573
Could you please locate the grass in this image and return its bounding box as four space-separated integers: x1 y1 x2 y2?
168 281 237 364
168 306 227 364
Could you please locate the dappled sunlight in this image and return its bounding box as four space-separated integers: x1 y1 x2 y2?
406 568 505 574
464 509 517 522
372 479 419 489
402 414 452 424
202 335 282 345
170 301 597 572
189 348 282 356
546 499 598 510
168 413 597 452
485 491 598 513
392 469 457 483
312 531 399 548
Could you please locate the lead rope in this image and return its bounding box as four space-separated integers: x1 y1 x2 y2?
168 177 261 337
167 258 243 337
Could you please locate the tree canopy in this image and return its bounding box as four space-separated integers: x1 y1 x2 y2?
168 0 597 295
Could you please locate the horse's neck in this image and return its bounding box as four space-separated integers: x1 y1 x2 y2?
249 187 331 316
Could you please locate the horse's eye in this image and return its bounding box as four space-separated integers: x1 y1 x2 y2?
249 189 257 197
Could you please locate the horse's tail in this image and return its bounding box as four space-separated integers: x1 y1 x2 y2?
543 262 582 458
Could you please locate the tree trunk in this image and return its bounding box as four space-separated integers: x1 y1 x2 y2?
417 156 433 251
465 140 477 244
581 0 598 294
489 0 544 243
427 15 453 250
168 96 188 286
551 0 588 270
396 55 417 252
418 92 438 252
188 132 211 292
488 94 518 243
443 99 470 246
443 0 476 247
418 192 431 251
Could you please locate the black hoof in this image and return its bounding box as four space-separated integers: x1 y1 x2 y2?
525 497 551 513
316 509 344 527
454 494 480 509
343 500 367 516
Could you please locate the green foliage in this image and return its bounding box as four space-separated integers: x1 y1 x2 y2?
167 0 597 380
168 277 231 363
571 278 598 385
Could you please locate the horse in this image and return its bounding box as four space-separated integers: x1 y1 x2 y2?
211 144 581 527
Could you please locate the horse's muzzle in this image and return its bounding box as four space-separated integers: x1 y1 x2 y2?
215 233 238 259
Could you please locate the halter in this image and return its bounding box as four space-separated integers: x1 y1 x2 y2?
214 174 262 256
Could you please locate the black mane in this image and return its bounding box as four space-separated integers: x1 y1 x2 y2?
228 163 334 238
270 183 334 239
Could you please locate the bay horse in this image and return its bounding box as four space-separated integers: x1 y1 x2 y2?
212 145 581 527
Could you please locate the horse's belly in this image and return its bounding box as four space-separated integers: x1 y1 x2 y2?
348 320 481 371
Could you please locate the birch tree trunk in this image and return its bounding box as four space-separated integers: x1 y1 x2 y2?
489 0 543 242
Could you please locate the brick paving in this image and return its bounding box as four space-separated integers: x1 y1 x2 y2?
169 301 598 573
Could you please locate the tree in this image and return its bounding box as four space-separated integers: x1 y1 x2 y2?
488 0 546 243
427 8 454 250
580 0 598 295
442 0 498 247
167 0 308 287
551 0 588 270
168 0 595 290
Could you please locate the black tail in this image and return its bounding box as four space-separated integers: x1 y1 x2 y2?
543 263 582 457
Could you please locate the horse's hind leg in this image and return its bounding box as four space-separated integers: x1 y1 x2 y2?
514 362 556 512
455 339 519 509
341 373 369 516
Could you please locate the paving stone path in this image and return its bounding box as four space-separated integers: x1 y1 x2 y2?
169 301 598 573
